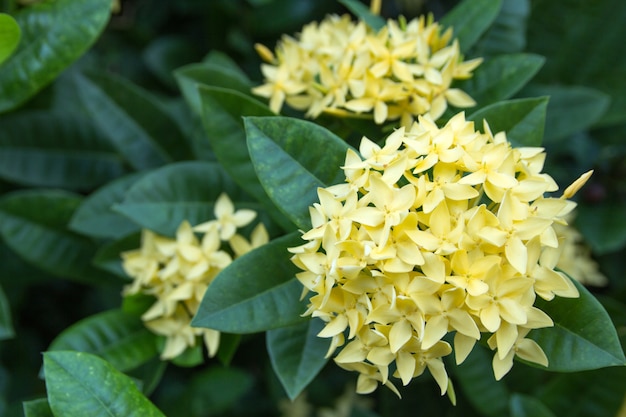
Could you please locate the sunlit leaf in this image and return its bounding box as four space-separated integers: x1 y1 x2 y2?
0 13 21 65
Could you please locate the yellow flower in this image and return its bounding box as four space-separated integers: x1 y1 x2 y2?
122 193 268 360
290 111 591 395
253 14 481 126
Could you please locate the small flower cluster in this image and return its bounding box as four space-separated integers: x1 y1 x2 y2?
253 14 481 127
122 193 268 360
289 112 591 395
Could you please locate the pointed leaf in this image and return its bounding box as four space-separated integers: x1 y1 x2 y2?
0 0 111 112
113 161 254 237
245 116 350 230
69 172 145 239
0 13 21 65
468 97 548 147
192 231 307 333
338 0 385 31
198 86 293 231
0 190 119 284
44 351 165 417
530 277 626 371
0 110 128 190
510 394 557 417
267 319 330 400
23 398 53 417
47 309 159 373
441 0 502 53
456 53 544 107
0 284 14 340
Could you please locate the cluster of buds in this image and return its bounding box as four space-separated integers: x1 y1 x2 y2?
122 193 268 360
253 14 481 127
289 112 592 395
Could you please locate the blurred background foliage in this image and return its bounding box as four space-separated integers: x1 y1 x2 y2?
0 0 625 416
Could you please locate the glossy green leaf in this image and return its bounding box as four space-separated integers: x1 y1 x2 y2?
456 53 544 107
69 172 145 239
0 284 14 340
198 87 293 231
468 97 548 147
267 319 330 400
521 84 610 141
47 309 159 373
44 351 165 417
472 0 529 55
113 161 253 237
510 394 556 417
245 116 350 230
0 110 127 190
74 71 192 170
192 231 307 333
441 0 502 53
575 204 626 255
338 0 385 31
93 232 140 279
530 277 625 371
22 398 53 417
0 190 117 284
0 0 111 112
0 13 21 65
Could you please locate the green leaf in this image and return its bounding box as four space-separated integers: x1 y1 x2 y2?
192 231 307 333
171 343 203 368
142 35 197 89
471 0 530 55
126 357 167 396
47 309 159 373
0 13 21 65
245 116 350 230
216 333 241 366
456 53 544 107
521 84 610 141
0 0 111 112
530 277 626 371
468 97 548 147
441 0 502 53
23 398 53 417
0 110 128 190
575 204 626 255
0 190 118 284
203 50 250 78
510 394 557 417
183 367 254 416
198 86 293 231
44 351 165 417
69 172 145 239
93 232 141 279
338 0 385 31
74 71 192 170
113 161 251 237
267 319 330 400
0 284 14 340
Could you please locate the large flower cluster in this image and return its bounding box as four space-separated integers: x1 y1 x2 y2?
289 112 591 395
253 14 481 127
122 193 268 360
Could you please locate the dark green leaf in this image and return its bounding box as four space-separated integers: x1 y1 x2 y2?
338 0 385 31
0 110 128 190
0 190 118 284
185 367 253 415
216 333 241 366
0 13 21 65
530 277 626 371
456 53 544 107
510 394 556 417
471 0 530 55
93 232 140 279
69 172 145 239
574 204 626 255
74 71 192 170
267 319 330 400
198 86 293 231
44 351 165 417
521 85 610 141
22 398 53 417
171 343 204 368
245 116 350 230
0 284 14 340
203 50 250 79
192 231 307 333
441 0 502 53
113 161 252 237
47 309 159 373
143 35 197 89
0 0 111 112
468 97 548 147
126 357 167 396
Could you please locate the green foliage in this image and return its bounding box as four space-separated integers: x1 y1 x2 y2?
509 394 556 417
338 0 385 31
22 398 53 417
0 13 21 65
441 0 502 53
0 284 13 340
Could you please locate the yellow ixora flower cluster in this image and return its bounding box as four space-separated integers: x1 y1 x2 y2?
289 112 592 396
253 14 481 127
122 193 269 360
